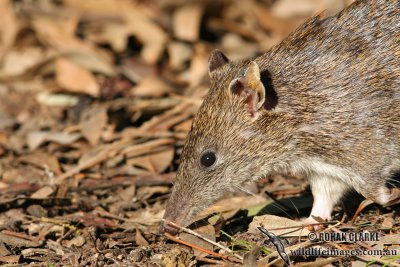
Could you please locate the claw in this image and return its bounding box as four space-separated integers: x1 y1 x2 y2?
351 199 374 223
385 187 400 206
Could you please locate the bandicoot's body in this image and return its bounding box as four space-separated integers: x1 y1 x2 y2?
161 0 400 234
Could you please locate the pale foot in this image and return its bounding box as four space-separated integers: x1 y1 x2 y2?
302 215 330 231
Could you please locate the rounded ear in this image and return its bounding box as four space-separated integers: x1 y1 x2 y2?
208 50 229 75
229 61 266 117
243 61 265 110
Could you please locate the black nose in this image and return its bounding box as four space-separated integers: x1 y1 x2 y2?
159 221 180 235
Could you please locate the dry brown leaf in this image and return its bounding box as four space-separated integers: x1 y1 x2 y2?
153 113 192 131
27 131 82 150
119 185 136 203
63 50 115 76
0 255 21 264
0 49 113 81
125 13 167 64
0 113 15 130
252 2 300 36
64 0 167 64
30 186 55 199
65 236 86 248
126 209 164 225
0 182 8 190
132 76 173 98
56 58 100 96
174 119 193 132
69 0 167 64
179 224 215 258
77 145 107 166
168 42 193 71
80 105 108 146
31 16 79 49
31 15 114 75
0 233 42 248
120 58 154 83
272 0 315 19
184 44 208 89
248 215 310 237
221 34 259 60
0 48 44 77
135 229 150 246
148 147 175 173
127 146 174 174
19 151 61 174
0 0 18 61
173 3 204 42
86 22 129 53
0 241 10 257
122 138 175 158
316 0 348 16
26 205 48 218
138 102 194 131
2 169 22 183
271 0 346 19
381 216 394 229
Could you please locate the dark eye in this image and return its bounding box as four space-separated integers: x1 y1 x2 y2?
200 151 217 168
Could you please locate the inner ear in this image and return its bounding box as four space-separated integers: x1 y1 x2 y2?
260 70 278 110
230 79 259 117
229 61 266 117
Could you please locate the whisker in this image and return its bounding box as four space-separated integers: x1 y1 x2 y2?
234 184 293 218
268 202 293 219
386 177 400 186
234 184 258 198
264 191 295 219
287 198 300 215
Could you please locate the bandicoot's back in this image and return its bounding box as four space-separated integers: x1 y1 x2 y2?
161 0 400 234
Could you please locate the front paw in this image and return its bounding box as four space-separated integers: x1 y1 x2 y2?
302 215 329 230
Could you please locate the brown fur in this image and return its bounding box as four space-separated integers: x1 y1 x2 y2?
161 0 400 232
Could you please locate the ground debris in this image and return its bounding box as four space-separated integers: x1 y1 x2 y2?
0 0 398 266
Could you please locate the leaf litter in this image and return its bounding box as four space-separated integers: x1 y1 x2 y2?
0 0 398 266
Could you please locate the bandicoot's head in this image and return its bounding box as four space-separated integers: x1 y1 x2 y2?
160 50 295 234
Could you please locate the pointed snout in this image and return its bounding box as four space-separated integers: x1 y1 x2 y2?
160 204 192 235
160 190 196 235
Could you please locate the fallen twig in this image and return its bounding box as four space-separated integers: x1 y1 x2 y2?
357 255 400 267
162 219 243 261
196 256 230 265
55 141 126 183
164 232 242 263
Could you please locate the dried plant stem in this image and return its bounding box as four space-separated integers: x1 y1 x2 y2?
162 219 243 261
164 232 242 263
55 141 126 183
357 256 400 267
